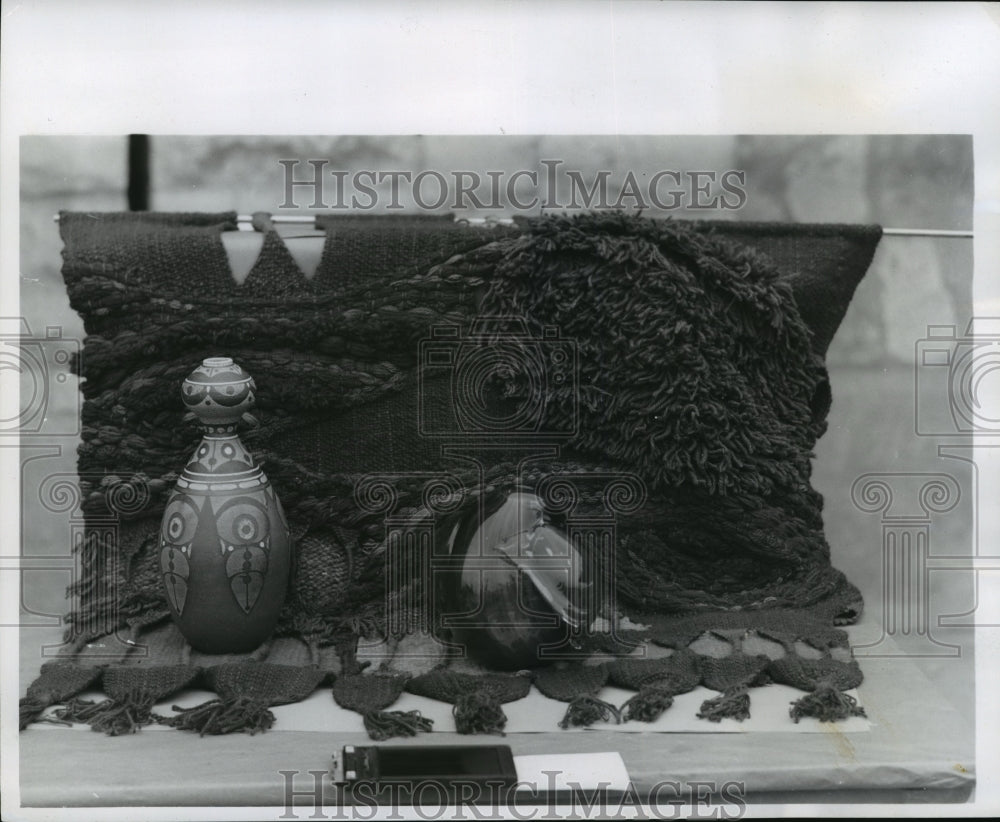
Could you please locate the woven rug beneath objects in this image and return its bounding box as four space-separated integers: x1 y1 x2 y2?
22 210 882 737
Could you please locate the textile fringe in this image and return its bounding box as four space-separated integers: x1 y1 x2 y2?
332 672 432 741
405 669 532 735
621 686 675 723
789 680 867 723
54 693 159 735
160 661 326 736
559 694 621 728
532 662 617 728
697 688 752 723
165 697 275 736
18 662 103 731
363 710 434 740
18 663 104 730
453 691 507 736
49 663 201 735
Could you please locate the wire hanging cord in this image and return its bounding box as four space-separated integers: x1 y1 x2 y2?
881 227 973 238
51 213 974 238
230 215 974 238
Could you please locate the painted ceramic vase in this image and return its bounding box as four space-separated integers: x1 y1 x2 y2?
159 357 291 653
437 490 594 670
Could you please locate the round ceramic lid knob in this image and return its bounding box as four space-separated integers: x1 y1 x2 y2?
181 356 257 426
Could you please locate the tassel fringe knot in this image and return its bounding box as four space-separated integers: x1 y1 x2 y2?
453 691 507 736
165 697 276 736
559 695 622 728
697 688 751 723
53 692 161 736
363 710 434 740
621 686 675 723
789 680 866 724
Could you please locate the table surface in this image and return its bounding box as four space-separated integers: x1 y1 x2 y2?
14 622 975 810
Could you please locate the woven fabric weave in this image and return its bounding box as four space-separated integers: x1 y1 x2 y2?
19 210 881 736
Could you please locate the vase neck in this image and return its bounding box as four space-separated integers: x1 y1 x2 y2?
200 423 240 437
183 431 259 479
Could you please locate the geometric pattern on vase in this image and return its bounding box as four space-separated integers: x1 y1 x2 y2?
159 357 291 652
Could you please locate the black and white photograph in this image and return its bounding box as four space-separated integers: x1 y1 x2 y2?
2 3 999 820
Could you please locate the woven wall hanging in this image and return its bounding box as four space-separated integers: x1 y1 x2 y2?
20 210 881 736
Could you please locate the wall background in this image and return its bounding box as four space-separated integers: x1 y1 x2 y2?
18 134 976 724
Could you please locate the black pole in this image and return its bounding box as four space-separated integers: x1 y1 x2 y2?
127 134 150 211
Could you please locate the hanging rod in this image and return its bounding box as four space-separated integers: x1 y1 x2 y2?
51 213 975 238
880 227 973 238
231 215 975 237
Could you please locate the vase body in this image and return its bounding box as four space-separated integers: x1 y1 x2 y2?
159 357 291 653
437 490 594 670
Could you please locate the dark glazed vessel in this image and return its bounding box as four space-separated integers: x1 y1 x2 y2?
159 357 291 653
437 490 594 670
